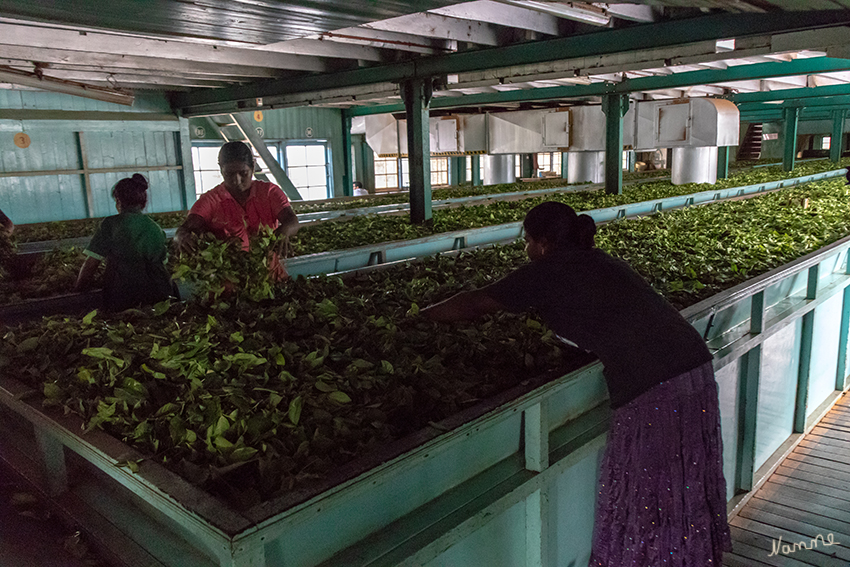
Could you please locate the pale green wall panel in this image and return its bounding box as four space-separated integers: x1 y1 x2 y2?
808 294 843 417
0 90 185 222
424 501 527 567
0 91 171 113
0 130 79 173
265 412 524 567
754 320 801 471
88 170 182 217
715 358 740 501
0 175 87 223
550 450 603 567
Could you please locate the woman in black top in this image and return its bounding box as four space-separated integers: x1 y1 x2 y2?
423 201 731 566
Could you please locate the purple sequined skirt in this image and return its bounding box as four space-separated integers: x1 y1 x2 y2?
589 362 732 566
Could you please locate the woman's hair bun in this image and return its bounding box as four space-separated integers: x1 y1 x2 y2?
130 173 148 189
575 214 597 249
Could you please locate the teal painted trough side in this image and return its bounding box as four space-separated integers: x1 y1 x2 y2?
286 168 847 279
0 238 849 566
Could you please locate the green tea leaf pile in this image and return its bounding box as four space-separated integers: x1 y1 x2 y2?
1 176 849 507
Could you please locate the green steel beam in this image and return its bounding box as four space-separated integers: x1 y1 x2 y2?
561 152 569 180
602 93 629 195
794 266 819 433
738 94 850 112
736 344 761 493
471 155 481 186
729 83 850 104
342 114 353 197
402 79 433 224
740 108 850 122
176 11 850 115
831 110 846 163
837 285 850 392
717 146 729 180
783 106 800 171
347 58 850 118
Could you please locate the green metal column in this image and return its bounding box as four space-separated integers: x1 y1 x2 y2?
450 157 466 186
561 152 569 179
783 106 800 172
602 93 629 195
351 134 362 188
471 155 481 186
736 290 764 493
839 257 850 391
830 110 845 163
717 146 729 180
401 79 433 224
362 139 375 192
342 113 353 197
836 285 850 391
794 265 819 432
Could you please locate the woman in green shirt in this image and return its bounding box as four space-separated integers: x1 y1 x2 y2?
74 174 173 312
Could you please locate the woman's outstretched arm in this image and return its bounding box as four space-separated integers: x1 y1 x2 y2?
421 289 505 322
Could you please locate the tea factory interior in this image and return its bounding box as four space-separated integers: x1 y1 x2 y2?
2 1 850 566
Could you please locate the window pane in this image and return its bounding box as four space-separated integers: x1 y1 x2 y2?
197 146 220 170
288 168 308 187
194 171 204 196
286 145 307 167
200 171 221 193
375 160 387 175
305 145 325 166
307 165 326 187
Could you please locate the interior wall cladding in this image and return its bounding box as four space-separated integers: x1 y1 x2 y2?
0 90 181 223
190 106 346 197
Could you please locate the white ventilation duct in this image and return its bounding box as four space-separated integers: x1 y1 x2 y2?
365 98 738 185
487 109 570 154
564 106 611 183
568 151 605 184
483 154 516 185
671 147 720 185
635 98 739 185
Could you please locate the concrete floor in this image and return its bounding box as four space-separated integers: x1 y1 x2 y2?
0 458 101 567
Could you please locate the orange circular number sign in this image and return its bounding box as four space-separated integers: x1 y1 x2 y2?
13 132 30 149
254 111 264 122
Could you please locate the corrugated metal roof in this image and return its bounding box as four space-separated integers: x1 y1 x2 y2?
0 1 847 112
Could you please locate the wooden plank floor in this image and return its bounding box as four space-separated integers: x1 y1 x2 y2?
724 395 850 566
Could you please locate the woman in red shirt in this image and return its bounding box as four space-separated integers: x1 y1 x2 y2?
175 141 299 278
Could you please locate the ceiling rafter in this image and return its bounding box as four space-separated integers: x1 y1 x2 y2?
177 10 850 114
428 1 562 35
0 22 337 73
360 12 505 46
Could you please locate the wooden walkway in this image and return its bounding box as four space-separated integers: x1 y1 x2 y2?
724 394 850 566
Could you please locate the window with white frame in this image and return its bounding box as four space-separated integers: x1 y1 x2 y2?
284 142 330 201
373 154 449 190
192 141 331 201
431 157 449 186
191 145 223 198
823 136 832 150
374 154 399 190
537 152 562 175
